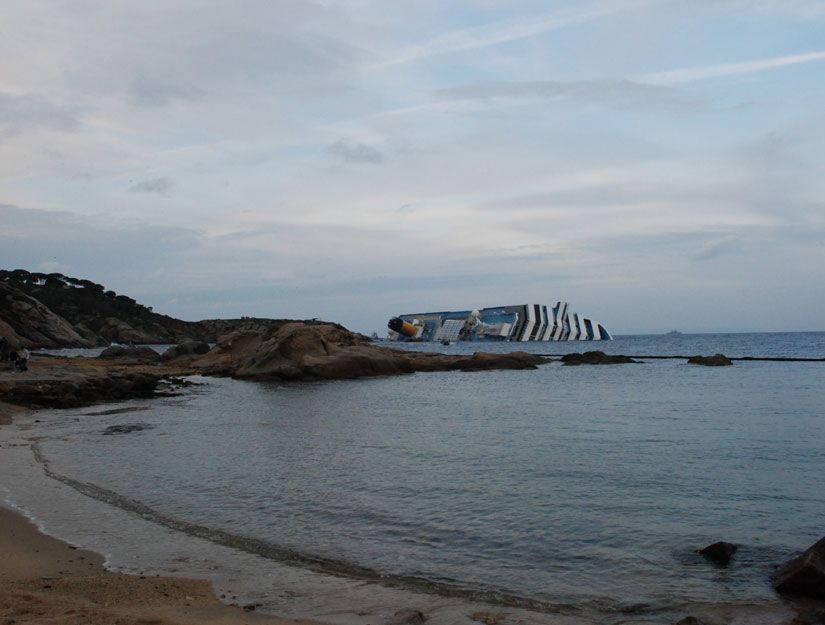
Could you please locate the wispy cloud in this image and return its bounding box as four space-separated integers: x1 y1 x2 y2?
0 92 82 140
639 50 825 84
437 79 701 111
327 139 384 164
128 177 175 195
693 234 742 260
372 0 657 68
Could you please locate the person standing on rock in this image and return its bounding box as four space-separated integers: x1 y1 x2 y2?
17 347 30 372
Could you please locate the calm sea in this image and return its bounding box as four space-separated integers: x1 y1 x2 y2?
8 332 825 623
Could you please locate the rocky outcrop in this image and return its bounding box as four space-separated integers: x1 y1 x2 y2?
192 322 546 381
774 535 825 599
687 354 733 366
161 341 211 361
98 345 161 362
697 541 737 566
560 351 639 365
0 371 161 409
0 281 93 348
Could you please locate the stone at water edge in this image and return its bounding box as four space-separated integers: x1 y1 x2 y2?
697 541 738 566
560 351 639 365
773 535 825 599
687 354 733 366
387 609 427 625
98 345 161 361
161 341 211 361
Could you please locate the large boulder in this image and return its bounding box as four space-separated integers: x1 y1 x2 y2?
697 541 737 566
774 536 825 599
98 345 161 362
688 354 733 366
162 341 211 361
560 351 639 365
388 609 427 625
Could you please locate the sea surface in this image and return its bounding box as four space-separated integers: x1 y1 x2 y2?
6 332 825 624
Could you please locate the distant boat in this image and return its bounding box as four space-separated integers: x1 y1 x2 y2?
665 330 682 336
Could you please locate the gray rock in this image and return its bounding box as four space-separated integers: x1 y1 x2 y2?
388 609 427 625
98 345 160 361
687 354 733 366
161 341 211 361
560 351 638 365
698 541 738 566
102 423 153 435
774 535 825 599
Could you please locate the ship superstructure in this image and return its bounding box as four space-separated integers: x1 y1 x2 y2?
388 302 611 342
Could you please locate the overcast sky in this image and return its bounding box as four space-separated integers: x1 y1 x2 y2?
2 0 824 334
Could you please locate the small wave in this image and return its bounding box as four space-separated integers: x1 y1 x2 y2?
31 442 581 616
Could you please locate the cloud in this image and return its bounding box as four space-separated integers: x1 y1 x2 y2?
725 0 825 18
0 92 82 140
128 177 175 194
131 79 204 107
372 0 658 67
437 79 701 111
638 49 825 85
693 234 742 260
327 139 384 164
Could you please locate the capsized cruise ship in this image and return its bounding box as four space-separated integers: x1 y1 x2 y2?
388 302 611 342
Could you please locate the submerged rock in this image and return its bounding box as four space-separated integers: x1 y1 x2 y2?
687 354 733 366
102 423 153 435
774 535 825 599
560 351 638 365
697 541 738 566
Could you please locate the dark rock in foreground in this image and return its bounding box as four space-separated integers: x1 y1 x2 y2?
388 609 427 625
191 322 546 381
102 423 153 435
774 535 825 599
687 354 733 366
697 541 738 566
98 345 161 362
0 371 161 409
560 351 639 366
674 618 707 625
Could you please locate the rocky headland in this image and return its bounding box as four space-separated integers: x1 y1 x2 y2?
0 269 340 348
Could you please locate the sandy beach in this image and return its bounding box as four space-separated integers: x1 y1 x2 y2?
0 504 325 625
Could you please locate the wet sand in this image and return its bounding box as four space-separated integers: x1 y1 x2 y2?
0 505 323 625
